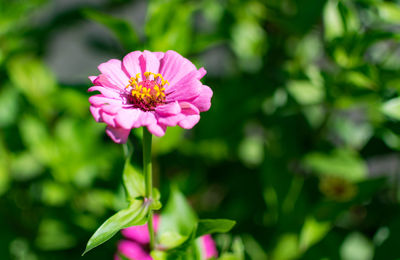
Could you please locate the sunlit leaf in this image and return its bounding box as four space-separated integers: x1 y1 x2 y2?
159 186 197 237
382 97 400 120
122 159 145 200
83 200 149 255
196 219 236 238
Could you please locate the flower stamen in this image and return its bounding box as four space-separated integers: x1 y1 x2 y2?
126 72 167 111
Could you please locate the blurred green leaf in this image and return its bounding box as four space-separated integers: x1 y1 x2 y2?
11 152 43 181
303 149 367 182
0 85 18 127
35 219 76 251
287 80 325 105
299 217 331 252
382 97 400 120
7 55 56 113
83 9 140 51
340 232 373 260
377 2 400 23
146 0 195 53
196 219 236 238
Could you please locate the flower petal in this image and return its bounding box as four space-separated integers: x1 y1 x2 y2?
88 86 121 99
101 111 117 127
166 71 203 101
121 215 160 244
100 103 123 115
89 75 97 83
133 111 157 128
90 106 103 122
190 85 213 112
122 51 142 78
159 50 197 86
139 50 160 74
89 95 122 107
178 102 200 129
121 224 150 245
201 235 218 259
115 108 142 129
197 67 207 80
147 122 167 137
117 240 152 260
155 101 181 116
93 74 122 91
105 126 131 144
98 59 129 89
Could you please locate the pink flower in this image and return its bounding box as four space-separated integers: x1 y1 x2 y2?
88 50 212 143
115 215 218 260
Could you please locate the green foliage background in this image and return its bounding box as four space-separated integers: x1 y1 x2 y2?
1 0 400 259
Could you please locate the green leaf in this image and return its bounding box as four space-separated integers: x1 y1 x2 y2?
287 80 325 105
299 216 331 252
122 159 145 200
82 9 140 51
340 232 373 260
158 186 198 237
83 200 149 255
6 55 57 114
303 149 367 182
382 97 400 120
195 219 236 238
377 2 400 23
158 231 189 249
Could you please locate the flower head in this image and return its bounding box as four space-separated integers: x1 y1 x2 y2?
89 50 212 143
115 215 218 260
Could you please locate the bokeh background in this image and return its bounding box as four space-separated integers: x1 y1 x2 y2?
2 0 400 259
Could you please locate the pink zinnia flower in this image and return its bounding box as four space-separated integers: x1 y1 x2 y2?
115 215 218 260
88 50 212 143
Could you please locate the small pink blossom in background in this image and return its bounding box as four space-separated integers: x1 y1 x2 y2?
115 215 218 260
88 50 212 143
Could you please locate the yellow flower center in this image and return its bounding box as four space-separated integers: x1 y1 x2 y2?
125 72 169 110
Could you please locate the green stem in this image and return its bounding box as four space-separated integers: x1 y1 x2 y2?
142 128 155 250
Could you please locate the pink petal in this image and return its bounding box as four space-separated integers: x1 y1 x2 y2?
153 214 160 232
89 95 122 107
122 51 142 78
115 108 142 129
157 114 185 126
201 235 218 259
121 224 150 245
98 59 130 89
93 74 122 91
121 214 160 244
100 103 122 115
178 102 200 129
101 111 117 127
159 50 197 86
117 240 152 260
147 122 167 137
133 112 157 128
105 126 131 144
153 52 165 60
165 71 203 102
139 50 160 74
90 106 103 122
155 101 181 116
197 67 207 80
88 86 121 99
190 85 213 112
89 75 97 83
